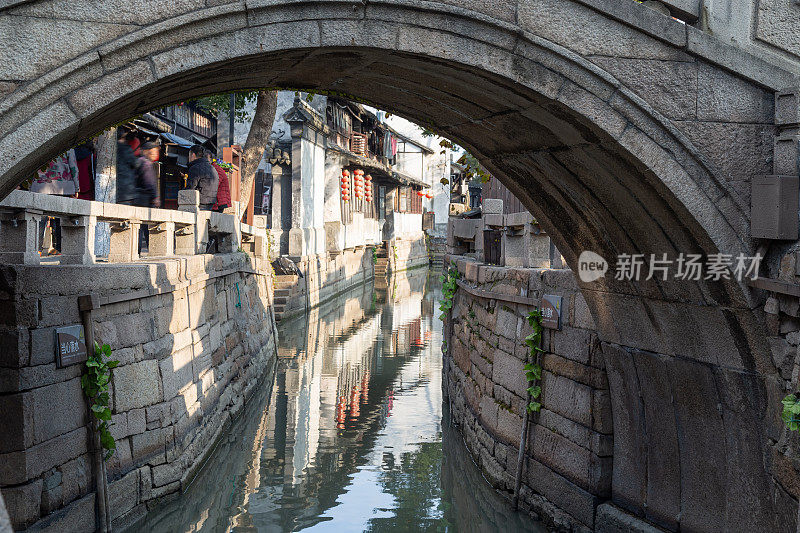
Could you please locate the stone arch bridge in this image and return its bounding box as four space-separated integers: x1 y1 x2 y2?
1 0 800 531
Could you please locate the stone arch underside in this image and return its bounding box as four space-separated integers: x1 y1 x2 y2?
0 1 789 530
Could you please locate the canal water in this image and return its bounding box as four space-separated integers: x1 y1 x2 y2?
137 268 544 532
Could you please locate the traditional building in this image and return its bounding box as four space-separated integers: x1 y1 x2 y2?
248 93 442 319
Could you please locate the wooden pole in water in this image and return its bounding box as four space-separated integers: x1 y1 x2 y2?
511 400 530 510
512 323 543 511
79 294 112 533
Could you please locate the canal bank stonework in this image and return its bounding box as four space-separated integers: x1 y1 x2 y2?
441 254 797 532
443 256 612 531
0 254 278 531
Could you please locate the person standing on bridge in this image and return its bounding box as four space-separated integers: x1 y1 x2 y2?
116 130 143 206
186 144 218 211
205 148 231 213
137 141 161 209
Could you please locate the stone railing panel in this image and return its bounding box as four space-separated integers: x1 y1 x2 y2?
0 190 266 265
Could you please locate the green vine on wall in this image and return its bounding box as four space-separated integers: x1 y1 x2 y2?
81 342 119 460
782 393 800 431
439 266 460 322
372 246 378 265
266 229 277 279
524 309 544 413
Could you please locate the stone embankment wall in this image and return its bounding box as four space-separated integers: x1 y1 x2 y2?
279 236 429 321
278 247 374 321
443 256 613 531
389 236 429 273
0 253 277 531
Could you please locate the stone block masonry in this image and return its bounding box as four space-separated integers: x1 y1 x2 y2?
0 253 278 531
277 236 429 322
443 255 612 532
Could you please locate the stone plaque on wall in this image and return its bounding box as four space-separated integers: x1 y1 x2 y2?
541 295 562 330
55 325 88 368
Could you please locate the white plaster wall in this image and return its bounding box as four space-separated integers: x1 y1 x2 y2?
392 212 423 238
395 148 424 181
323 152 343 224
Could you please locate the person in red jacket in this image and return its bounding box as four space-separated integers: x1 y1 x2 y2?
206 149 231 212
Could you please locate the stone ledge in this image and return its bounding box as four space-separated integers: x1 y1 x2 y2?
596 503 667 533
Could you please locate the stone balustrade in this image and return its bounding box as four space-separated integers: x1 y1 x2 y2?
447 208 554 268
0 190 267 265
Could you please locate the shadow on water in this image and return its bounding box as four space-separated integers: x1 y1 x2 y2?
136 267 545 532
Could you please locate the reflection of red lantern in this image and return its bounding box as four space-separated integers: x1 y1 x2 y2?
417 190 424 197
425 192 433 199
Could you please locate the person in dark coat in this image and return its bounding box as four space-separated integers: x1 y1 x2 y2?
137 141 161 208
186 144 218 210
116 131 140 205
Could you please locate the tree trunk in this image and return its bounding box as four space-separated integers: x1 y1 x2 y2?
240 90 277 216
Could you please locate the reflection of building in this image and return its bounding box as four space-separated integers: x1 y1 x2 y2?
255 271 432 526
136 269 438 532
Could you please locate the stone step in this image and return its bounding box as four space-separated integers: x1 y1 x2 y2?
274 296 288 305
274 288 293 297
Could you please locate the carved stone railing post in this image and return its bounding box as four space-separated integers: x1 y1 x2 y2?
60 215 96 265
752 89 800 240
174 224 196 255
178 190 199 214
254 234 267 260
211 213 237 254
0 211 41 264
108 220 139 263
148 221 175 257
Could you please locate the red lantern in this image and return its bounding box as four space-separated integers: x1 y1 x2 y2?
417 191 424 197
365 175 372 181
342 169 350 177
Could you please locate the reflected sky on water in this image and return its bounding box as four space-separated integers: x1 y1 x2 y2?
136 268 545 533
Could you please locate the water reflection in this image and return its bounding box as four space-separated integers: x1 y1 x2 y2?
136 268 544 533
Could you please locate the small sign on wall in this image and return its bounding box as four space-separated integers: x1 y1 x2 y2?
541 295 562 330
55 325 88 367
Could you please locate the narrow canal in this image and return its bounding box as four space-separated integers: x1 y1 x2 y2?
137 268 544 532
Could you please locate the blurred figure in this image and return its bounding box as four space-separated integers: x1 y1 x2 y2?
138 141 161 208
186 144 218 211
74 140 96 201
116 130 141 206
31 149 80 255
136 140 161 255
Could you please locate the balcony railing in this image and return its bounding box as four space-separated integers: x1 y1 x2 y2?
0 190 268 266
350 132 367 156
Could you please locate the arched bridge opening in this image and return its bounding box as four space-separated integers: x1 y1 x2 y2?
0 1 792 531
